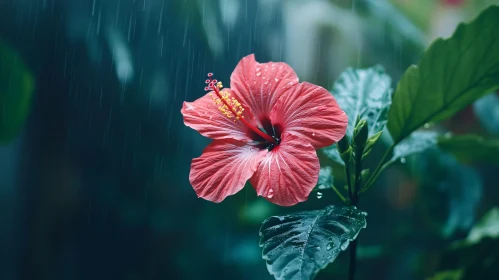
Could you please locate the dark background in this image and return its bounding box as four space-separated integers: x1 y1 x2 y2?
1 0 498 279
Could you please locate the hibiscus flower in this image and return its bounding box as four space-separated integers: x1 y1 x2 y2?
181 54 347 206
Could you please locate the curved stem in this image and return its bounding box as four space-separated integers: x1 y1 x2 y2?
360 145 394 193
331 184 347 204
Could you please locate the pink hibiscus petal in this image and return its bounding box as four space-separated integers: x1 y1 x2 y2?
230 54 299 125
190 140 267 203
270 82 348 149
250 133 320 206
181 88 255 141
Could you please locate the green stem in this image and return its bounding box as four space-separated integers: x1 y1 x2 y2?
360 145 394 193
331 184 347 204
348 237 358 280
348 146 363 280
345 161 353 203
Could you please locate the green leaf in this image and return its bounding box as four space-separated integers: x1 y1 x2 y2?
0 39 34 144
438 134 499 165
259 205 367 280
391 131 438 162
467 207 499 244
473 93 499 136
316 166 334 190
387 6 499 144
322 144 345 166
331 65 392 138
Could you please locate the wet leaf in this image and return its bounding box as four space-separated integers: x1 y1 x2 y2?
438 134 499 166
331 65 392 138
473 93 499 136
316 166 333 190
391 131 438 162
321 144 344 166
0 39 34 144
259 205 367 280
387 6 499 144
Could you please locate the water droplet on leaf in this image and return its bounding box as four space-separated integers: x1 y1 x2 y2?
326 244 332 251
400 158 406 164
340 240 350 251
316 192 323 199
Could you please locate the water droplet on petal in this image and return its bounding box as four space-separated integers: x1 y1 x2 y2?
275 78 279 82
400 158 406 164
256 72 261 77
268 189 274 198
287 82 293 85
316 192 323 199
312 132 316 136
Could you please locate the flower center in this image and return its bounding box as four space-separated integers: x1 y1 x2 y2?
204 73 278 148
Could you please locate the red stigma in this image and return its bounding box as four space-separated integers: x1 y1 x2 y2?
204 72 276 144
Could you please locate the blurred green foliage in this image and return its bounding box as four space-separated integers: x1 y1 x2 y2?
432 208 499 279
439 135 499 166
0 39 34 144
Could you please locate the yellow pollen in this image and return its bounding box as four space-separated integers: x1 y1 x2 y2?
211 88 244 121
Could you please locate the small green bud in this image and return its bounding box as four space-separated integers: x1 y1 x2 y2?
337 146 352 164
362 130 383 159
360 169 370 184
353 119 369 148
336 136 352 163
337 136 349 153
